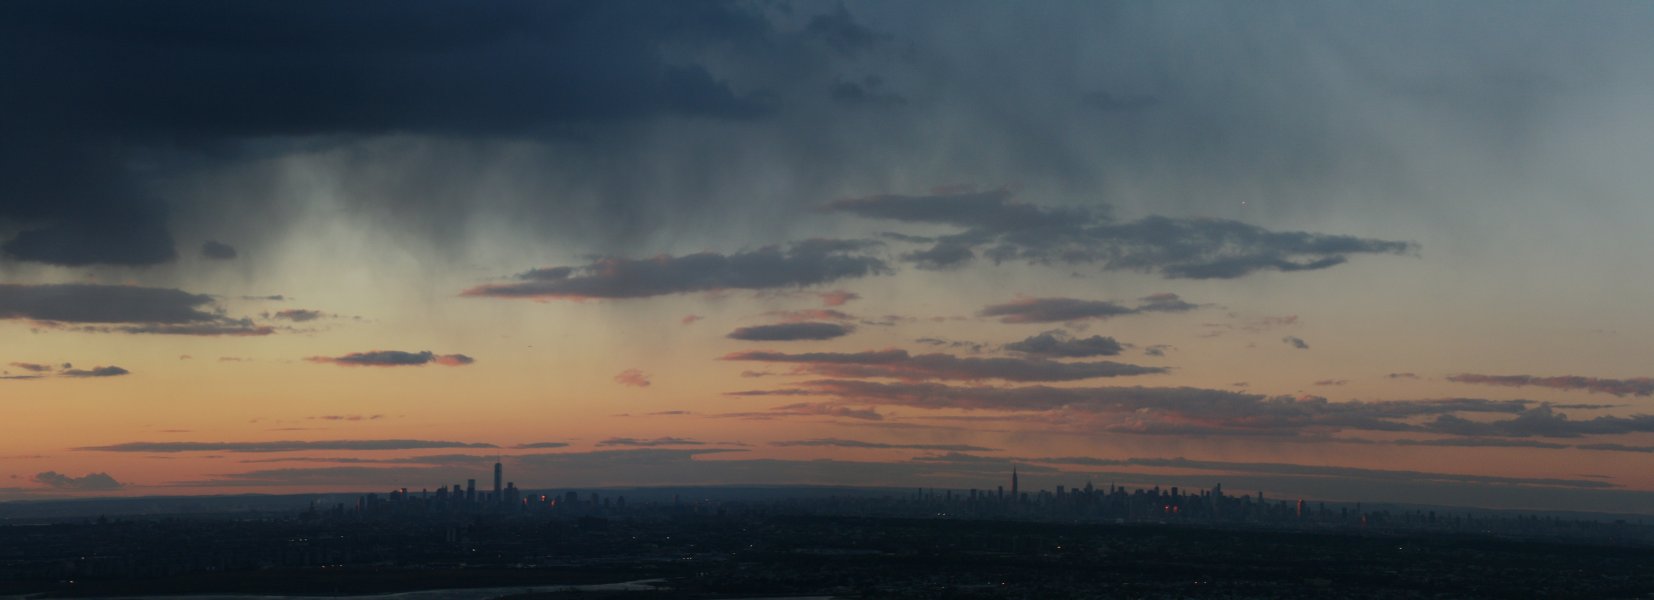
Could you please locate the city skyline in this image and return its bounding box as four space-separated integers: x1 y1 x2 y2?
5 1 1654 516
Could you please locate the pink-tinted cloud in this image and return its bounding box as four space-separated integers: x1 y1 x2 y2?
681 314 704 325
307 350 474 367
614 368 651 387
820 290 860 306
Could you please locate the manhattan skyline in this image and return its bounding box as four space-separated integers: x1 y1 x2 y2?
4 1 1654 516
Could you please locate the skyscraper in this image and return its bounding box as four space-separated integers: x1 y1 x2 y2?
1011 464 1019 502
493 460 503 503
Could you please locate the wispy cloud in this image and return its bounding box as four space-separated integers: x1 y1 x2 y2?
980 294 1197 324
614 368 651 387
728 322 855 341
772 438 995 452
77 440 497 453
722 349 1165 382
597 437 705 447
462 240 890 300
830 189 1413 278
307 350 474 367
1004 330 1125 357
1447 373 1654 397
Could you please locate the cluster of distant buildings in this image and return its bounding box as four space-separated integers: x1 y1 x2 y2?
342 461 626 516
330 462 1648 546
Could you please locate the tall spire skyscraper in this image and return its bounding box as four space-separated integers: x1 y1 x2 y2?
493 459 503 503
1011 464 1019 502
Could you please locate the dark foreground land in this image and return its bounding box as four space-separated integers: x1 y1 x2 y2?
4 513 1654 599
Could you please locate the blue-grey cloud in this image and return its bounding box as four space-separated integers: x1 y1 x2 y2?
0 284 274 336
201 240 237 260
60 365 129 378
33 471 123 491
1447 373 1654 397
761 379 1542 437
271 309 326 322
514 442 571 449
464 240 890 300
1004 330 1125 357
728 321 854 341
831 190 1413 278
980 293 1197 324
1425 404 1654 438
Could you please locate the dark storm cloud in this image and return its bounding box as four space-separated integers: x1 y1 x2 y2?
830 190 1413 278
60 365 129 378
1446 373 1654 397
1 284 220 324
306 350 474 367
0 283 276 335
1004 331 1125 357
1 0 779 266
728 322 854 341
1080 91 1159 112
803 3 889 54
462 241 891 300
721 349 1166 382
596 437 705 447
979 294 1197 324
200 240 237 260
33 471 123 491
830 77 908 107
772 438 995 452
76 439 497 453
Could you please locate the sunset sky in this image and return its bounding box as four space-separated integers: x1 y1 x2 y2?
5 1 1654 514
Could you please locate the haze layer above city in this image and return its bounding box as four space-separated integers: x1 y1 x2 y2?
4 0 1654 516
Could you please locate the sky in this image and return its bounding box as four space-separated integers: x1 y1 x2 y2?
4 0 1654 514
